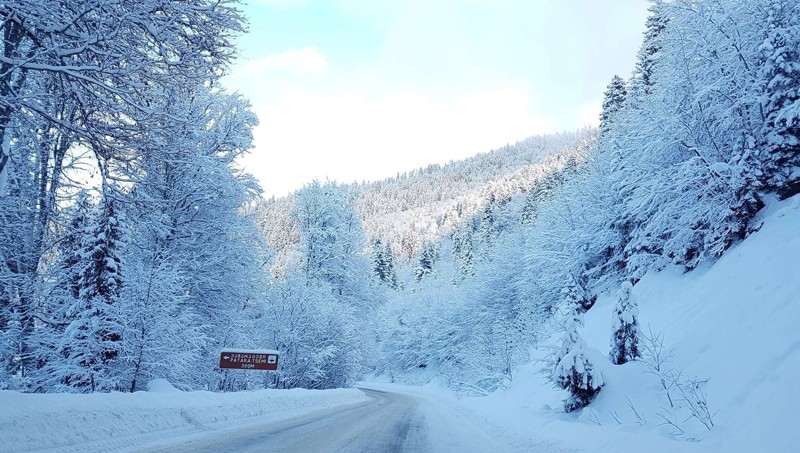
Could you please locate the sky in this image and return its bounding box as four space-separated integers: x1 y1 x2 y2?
223 0 650 197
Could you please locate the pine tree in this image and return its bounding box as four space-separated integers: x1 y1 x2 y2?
63 194 125 392
520 191 538 225
544 277 604 412
28 191 94 391
371 238 400 289
383 241 400 290
371 238 388 282
414 242 439 281
630 2 669 100
610 281 641 365
479 194 496 253
455 230 475 282
554 339 605 412
760 0 800 197
62 192 93 300
599 75 628 134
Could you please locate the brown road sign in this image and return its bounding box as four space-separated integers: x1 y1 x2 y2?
219 349 279 370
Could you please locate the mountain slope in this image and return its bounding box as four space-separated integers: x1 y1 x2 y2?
257 129 594 273
457 194 800 452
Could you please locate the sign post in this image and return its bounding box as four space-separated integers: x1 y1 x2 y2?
219 349 279 371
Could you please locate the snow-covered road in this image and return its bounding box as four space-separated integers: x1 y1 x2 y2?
141 388 426 452
2 383 573 452
137 387 527 453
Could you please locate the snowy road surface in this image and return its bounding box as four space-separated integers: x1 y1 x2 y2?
138 387 519 453
4 384 572 452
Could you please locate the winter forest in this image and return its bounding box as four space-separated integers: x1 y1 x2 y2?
1 0 799 422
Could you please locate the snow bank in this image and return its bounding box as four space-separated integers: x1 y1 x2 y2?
456 194 800 452
360 381 574 453
0 383 368 452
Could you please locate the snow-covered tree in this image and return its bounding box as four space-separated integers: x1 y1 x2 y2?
549 279 604 412
0 0 251 392
49 193 125 392
383 242 401 290
759 0 800 196
610 281 641 365
0 0 246 192
553 338 605 412
414 242 439 281
479 194 497 251
118 87 263 391
629 1 669 101
599 75 628 134
120 250 206 392
256 275 360 390
28 191 95 391
371 238 400 289
292 181 375 308
452 229 475 282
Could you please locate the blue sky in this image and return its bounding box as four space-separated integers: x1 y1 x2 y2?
224 0 650 196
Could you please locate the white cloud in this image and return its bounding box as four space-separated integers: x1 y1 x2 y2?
234 47 328 76
578 102 602 128
239 86 554 196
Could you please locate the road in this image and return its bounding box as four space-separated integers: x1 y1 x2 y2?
140 387 512 453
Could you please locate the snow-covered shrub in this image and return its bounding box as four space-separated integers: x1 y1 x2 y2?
545 283 605 412
553 339 605 412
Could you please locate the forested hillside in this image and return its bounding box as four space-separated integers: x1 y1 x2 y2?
256 129 593 276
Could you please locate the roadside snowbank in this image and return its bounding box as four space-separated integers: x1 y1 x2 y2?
361 381 576 452
455 194 800 452
0 383 367 452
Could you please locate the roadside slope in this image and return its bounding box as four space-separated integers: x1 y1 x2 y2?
457 194 800 452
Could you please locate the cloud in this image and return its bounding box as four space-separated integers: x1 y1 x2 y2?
578 102 602 128
234 47 329 76
239 86 554 196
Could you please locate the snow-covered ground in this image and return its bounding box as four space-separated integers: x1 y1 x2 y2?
453 194 800 452
2 195 798 452
0 381 367 452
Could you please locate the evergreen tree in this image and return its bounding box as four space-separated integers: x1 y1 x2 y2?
479 194 496 252
520 191 538 225
371 238 388 282
760 0 800 197
28 191 94 391
383 241 400 290
414 243 439 281
630 2 669 100
549 278 604 412
599 75 628 134
455 230 475 282
57 194 125 392
554 337 605 412
62 192 93 300
371 238 400 289
609 281 641 365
